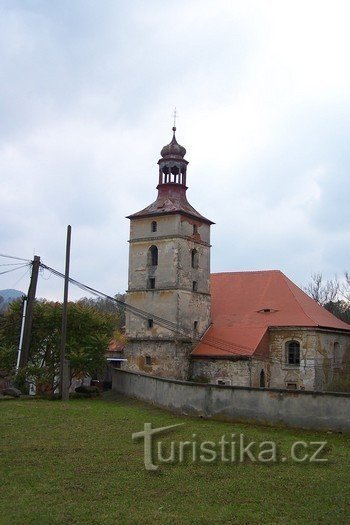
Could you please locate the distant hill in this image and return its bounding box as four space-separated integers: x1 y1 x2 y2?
0 289 25 313
0 289 24 301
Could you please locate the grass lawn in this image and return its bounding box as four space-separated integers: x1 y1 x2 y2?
1 393 349 525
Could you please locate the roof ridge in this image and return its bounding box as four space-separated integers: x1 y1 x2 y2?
211 270 282 276
281 273 319 326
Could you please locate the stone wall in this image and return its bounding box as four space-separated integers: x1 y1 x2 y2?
112 369 350 432
125 212 212 381
123 340 194 380
269 328 350 390
190 358 251 386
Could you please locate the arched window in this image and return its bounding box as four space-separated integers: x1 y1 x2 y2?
147 245 158 266
151 221 157 232
191 249 198 269
260 370 265 387
286 341 300 365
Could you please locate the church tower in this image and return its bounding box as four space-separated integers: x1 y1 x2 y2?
124 127 213 380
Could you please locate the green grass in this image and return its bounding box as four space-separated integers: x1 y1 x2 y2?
1 394 349 525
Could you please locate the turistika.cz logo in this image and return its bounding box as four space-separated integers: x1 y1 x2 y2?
132 423 329 471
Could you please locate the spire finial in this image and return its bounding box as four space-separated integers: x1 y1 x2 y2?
172 107 177 132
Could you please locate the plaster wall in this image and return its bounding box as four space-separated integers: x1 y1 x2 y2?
112 369 350 432
190 329 350 391
122 340 193 380
269 328 350 390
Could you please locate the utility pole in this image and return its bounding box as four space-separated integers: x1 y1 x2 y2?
19 255 40 369
59 225 71 401
16 296 27 371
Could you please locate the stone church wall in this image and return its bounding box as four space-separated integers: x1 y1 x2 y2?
189 328 350 390
269 328 350 390
190 358 251 386
123 340 194 380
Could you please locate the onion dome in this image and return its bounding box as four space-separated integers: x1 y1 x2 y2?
160 127 186 158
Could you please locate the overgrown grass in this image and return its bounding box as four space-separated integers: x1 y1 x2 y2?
1 394 349 524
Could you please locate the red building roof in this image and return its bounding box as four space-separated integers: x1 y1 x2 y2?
127 184 213 224
192 270 350 359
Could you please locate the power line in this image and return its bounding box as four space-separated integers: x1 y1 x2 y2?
0 262 29 267
11 265 31 289
38 262 349 368
0 253 31 263
40 263 191 339
0 264 30 276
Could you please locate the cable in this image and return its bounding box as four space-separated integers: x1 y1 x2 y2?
11 265 31 289
40 263 192 338
38 262 350 367
0 253 31 263
0 264 30 276
0 262 29 267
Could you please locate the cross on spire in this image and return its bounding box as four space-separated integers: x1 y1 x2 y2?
173 107 177 130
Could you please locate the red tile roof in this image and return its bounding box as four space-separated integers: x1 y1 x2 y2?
108 340 125 352
127 184 213 224
192 270 350 359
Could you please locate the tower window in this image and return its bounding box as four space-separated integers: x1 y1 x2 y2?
192 281 198 292
286 341 300 365
260 370 265 388
147 245 158 266
148 319 154 328
145 355 152 366
191 249 198 269
148 277 156 289
193 224 198 235
193 321 198 331
151 221 157 232
334 342 341 367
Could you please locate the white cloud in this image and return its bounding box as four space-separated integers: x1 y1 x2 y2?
1 0 350 299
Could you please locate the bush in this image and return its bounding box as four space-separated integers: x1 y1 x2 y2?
75 385 100 396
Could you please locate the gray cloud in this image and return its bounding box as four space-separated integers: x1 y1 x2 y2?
1 0 350 300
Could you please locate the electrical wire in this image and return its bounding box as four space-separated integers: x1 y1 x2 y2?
0 264 30 276
0 262 29 267
38 261 350 368
11 265 31 289
0 253 31 262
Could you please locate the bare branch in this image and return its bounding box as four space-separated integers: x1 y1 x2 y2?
304 273 339 305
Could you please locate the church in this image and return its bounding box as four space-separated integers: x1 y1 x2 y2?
122 127 350 391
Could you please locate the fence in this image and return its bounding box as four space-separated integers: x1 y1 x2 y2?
112 369 350 432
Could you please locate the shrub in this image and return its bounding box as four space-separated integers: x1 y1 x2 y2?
75 385 100 396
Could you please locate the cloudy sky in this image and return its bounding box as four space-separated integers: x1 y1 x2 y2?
1 0 349 300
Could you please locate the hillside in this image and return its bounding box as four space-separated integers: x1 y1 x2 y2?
0 289 24 313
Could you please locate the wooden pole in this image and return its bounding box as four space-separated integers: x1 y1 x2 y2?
59 225 71 401
19 255 40 368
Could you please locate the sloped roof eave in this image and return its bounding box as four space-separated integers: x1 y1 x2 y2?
191 353 251 360
126 209 214 225
268 324 350 333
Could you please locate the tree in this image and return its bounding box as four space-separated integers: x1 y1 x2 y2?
303 273 339 306
324 300 350 324
77 294 126 326
0 299 122 393
304 272 350 325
